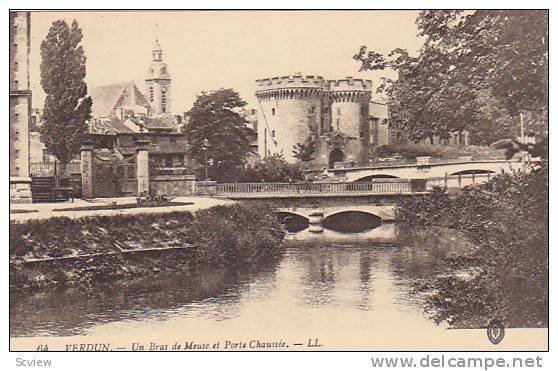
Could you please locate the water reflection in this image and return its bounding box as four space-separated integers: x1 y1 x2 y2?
10 262 280 337
10 224 465 338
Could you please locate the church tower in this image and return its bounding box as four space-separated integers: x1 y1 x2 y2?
145 38 171 114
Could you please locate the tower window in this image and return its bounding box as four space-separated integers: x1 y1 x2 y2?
271 108 276 116
271 130 276 137
149 86 154 102
161 87 167 112
336 118 340 131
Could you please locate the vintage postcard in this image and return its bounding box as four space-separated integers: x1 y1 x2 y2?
8 9 548 357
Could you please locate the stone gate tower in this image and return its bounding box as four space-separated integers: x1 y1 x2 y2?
255 74 372 167
145 38 171 114
326 78 372 166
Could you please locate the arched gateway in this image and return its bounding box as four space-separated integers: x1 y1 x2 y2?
329 148 345 168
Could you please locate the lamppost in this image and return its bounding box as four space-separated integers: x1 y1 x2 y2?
202 138 210 180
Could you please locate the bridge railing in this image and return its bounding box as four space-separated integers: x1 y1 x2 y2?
213 181 416 197
305 156 511 172
427 172 493 189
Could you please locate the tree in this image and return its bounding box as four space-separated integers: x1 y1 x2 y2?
40 19 92 169
183 89 253 182
292 140 316 162
354 10 548 143
239 153 303 183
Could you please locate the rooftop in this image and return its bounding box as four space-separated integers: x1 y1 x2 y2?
89 81 152 118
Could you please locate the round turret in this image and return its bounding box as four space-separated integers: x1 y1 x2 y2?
255 75 328 162
328 77 372 164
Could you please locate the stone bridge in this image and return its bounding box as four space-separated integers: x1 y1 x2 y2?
327 158 523 182
277 204 394 221
277 204 395 233
194 159 527 233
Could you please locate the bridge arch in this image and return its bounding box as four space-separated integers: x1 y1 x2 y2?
322 210 382 233
275 211 309 233
329 148 345 168
354 174 401 182
449 169 496 176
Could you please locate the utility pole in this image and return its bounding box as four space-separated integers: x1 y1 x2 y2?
203 138 209 180
519 112 529 172
520 111 525 144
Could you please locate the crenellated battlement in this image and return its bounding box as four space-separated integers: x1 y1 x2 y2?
329 90 371 103
328 77 373 92
255 75 373 97
256 74 329 91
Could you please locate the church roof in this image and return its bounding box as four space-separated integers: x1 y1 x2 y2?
89 81 152 118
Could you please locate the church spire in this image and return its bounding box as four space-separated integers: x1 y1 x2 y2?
146 33 171 115
152 37 163 62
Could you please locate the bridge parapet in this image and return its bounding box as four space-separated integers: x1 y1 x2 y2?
209 180 423 199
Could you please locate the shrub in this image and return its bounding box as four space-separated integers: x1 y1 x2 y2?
395 164 548 327
10 204 286 289
188 203 285 266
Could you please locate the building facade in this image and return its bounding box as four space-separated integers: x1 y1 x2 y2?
255 74 389 167
9 11 32 201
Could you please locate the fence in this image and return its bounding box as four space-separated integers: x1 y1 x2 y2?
305 156 510 173
29 160 81 177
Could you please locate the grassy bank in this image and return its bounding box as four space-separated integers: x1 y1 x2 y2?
395 164 548 328
10 203 286 290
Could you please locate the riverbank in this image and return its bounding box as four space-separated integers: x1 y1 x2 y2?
394 164 548 328
9 196 234 222
10 203 286 290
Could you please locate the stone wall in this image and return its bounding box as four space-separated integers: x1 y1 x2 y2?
150 174 196 196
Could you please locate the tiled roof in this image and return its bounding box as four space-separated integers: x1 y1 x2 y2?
90 117 135 135
128 115 176 130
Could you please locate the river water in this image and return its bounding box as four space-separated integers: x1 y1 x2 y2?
11 222 479 344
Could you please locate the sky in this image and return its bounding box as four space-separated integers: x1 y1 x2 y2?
29 11 424 113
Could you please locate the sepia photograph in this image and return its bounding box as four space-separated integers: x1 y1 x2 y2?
8 8 548 355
